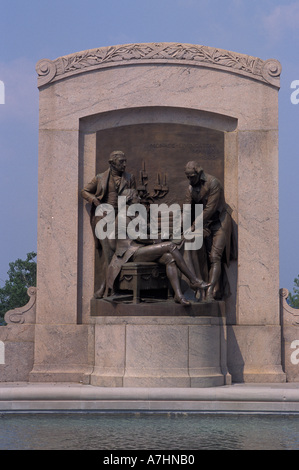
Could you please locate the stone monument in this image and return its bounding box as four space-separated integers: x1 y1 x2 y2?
1 42 295 387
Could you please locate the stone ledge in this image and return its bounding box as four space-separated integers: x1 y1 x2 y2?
90 298 225 317
1 383 299 413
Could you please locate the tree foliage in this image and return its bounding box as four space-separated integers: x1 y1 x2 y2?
289 274 299 309
0 252 37 324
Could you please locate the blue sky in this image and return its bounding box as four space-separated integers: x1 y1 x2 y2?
0 0 298 292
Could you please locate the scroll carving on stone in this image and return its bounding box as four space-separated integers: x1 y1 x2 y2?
4 287 36 325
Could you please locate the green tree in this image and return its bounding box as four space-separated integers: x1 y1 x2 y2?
0 252 37 324
289 274 299 309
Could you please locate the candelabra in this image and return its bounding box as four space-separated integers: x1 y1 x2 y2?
137 161 169 203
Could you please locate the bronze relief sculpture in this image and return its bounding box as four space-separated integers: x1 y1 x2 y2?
81 151 136 298
184 161 235 301
104 189 209 305
81 152 235 306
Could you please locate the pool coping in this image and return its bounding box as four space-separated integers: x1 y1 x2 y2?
1 382 299 413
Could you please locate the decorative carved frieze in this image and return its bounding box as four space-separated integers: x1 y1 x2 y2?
36 42 281 88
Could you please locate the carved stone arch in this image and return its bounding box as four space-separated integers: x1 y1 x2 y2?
79 105 238 133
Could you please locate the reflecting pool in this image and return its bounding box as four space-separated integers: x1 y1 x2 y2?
0 412 298 450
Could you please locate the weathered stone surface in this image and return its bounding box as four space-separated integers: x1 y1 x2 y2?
227 325 286 383
29 325 93 383
90 315 230 387
0 325 35 382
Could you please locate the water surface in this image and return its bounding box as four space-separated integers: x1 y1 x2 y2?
0 412 298 450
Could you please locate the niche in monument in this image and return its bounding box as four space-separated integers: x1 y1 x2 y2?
89 122 225 314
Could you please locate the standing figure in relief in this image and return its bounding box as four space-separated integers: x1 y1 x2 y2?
81 151 136 298
184 161 234 301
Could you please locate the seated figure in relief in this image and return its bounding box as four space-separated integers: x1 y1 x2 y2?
104 189 210 306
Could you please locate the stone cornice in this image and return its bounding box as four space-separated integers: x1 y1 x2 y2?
36 42 282 89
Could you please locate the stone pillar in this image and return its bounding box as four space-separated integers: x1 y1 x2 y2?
227 127 285 382
30 111 92 382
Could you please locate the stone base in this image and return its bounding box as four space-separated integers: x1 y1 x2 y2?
90 368 228 388
29 324 92 384
227 325 286 383
29 366 92 384
89 305 231 388
121 370 227 388
0 325 35 382
90 297 224 317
